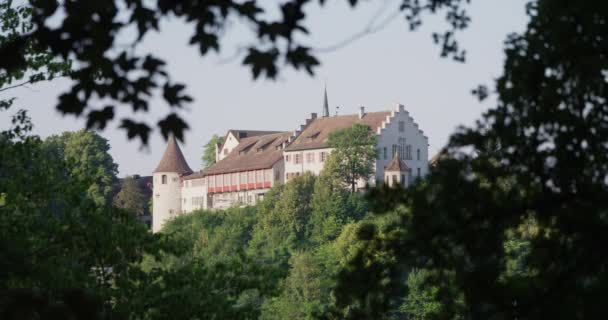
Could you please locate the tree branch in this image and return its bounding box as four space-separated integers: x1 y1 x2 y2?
0 75 67 93
313 2 401 53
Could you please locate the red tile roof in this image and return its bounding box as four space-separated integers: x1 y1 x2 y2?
385 154 410 172
284 111 390 151
185 131 291 178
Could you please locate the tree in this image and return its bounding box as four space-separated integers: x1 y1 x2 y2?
326 123 378 193
0 110 162 319
0 2 71 104
113 176 148 216
43 130 118 206
330 1 608 319
202 134 225 169
0 0 472 144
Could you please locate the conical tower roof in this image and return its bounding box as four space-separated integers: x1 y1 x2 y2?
154 134 193 174
385 153 410 172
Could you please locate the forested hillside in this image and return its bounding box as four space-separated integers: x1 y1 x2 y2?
154 172 444 319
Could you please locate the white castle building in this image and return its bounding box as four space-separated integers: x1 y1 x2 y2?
152 93 429 232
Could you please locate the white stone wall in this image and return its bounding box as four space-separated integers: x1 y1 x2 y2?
218 132 239 161
375 103 429 183
272 160 285 186
210 188 267 209
283 147 332 180
152 172 183 233
181 177 208 213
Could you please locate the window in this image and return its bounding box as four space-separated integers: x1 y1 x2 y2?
398 138 406 160
295 154 301 164
161 175 167 184
285 155 290 162
417 168 421 177
169 209 174 215
320 152 326 162
275 170 281 181
306 152 314 163
401 174 406 185
383 147 387 159
417 149 420 161
392 175 398 183
392 144 398 158
257 170 263 182
399 121 405 132
406 145 412 160
172 177 178 182
248 171 254 183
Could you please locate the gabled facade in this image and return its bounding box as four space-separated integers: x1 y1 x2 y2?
284 103 428 190
152 101 429 232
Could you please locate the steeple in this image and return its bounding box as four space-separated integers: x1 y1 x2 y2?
322 84 329 117
154 134 193 174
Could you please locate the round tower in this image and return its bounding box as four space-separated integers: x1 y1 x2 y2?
152 135 193 233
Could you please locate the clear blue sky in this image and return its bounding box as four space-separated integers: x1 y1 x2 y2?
0 0 529 176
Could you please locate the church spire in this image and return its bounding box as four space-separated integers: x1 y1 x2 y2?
322 84 329 117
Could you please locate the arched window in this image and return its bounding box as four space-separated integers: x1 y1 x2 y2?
161 175 167 184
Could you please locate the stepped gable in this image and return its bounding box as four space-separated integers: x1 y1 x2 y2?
154 134 193 174
284 111 391 151
385 154 410 172
193 131 292 177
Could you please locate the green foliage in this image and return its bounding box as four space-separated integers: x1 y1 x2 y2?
43 130 118 206
0 2 71 96
202 134 225 169
113 176 148 216
0 0 471 144
310 174 367 245
248 173 317 265
398 269 443 320
326 123 378 192
0 111 161 319
330 1 608 319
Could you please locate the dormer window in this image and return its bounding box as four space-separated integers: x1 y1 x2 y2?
307 131 321 141
258 137 277 152
239 141 256 155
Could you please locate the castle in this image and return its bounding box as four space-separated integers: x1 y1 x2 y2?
152 93 429 233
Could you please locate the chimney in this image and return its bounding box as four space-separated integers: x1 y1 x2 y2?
359 106 365 119
311 112 317 119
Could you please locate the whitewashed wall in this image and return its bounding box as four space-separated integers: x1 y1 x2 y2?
283 147 332 181
375 103 429 183
152 172 182 233
218 131 239 161
181 177 208 213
